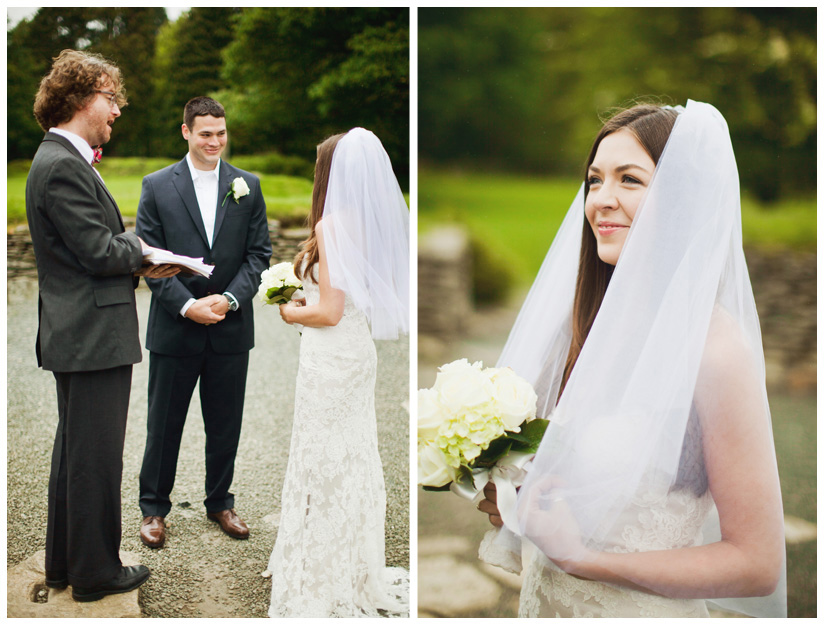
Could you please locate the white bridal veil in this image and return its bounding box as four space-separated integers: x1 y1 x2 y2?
321 128 410 340
495 101 786 617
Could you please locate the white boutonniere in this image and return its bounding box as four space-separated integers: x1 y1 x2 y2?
222 176 251 206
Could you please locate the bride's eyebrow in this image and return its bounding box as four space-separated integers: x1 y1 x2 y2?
616 163 651 174
588 164 651 174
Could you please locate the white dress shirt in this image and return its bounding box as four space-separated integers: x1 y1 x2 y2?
180 153 237 318
49 127 104 183
185 152 220 248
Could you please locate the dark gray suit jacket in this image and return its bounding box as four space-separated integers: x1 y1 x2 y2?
135 158 271 357
25 132 144 372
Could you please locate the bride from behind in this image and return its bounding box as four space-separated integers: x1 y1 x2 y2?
478 101 786 618
266 128 409 618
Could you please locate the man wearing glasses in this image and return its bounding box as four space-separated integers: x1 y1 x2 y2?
25 49 178 602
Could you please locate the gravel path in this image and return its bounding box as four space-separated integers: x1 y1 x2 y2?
7 278 410 618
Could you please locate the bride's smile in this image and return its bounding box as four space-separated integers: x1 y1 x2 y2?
595 220 629 236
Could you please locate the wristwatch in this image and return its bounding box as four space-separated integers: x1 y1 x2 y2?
223 292 239 312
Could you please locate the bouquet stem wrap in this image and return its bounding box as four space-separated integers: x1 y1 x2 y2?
450 450 533 532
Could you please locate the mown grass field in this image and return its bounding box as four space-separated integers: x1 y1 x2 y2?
7 157 314 227
419 168 816 286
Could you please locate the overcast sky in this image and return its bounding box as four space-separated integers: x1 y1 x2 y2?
7 7 190 30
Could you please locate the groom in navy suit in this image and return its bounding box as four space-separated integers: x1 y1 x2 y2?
135 97 271 548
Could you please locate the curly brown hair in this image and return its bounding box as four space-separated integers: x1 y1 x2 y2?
33 49 127 132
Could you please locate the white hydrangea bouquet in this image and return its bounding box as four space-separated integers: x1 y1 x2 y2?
418 359 547 523
258 262 303 305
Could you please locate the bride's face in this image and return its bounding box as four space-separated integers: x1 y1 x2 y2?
585 130 655 266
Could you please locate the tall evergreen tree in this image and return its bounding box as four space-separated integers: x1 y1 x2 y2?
150 8 239 157
85 8 167 156
7 8 167 158
7 21 44 160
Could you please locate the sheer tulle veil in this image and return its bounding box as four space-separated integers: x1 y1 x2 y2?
321 128 410 340
494 100 786 617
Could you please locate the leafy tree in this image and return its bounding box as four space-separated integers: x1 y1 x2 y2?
418 9 549 172
6 8 167 158
7 20 44 159
219 7 409 187
85 8 168 156
8 6 410 184
7 9 100 160
419 7 816 200
149 8 239 158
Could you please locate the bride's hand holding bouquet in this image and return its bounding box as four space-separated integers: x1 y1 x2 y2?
417 358 547 531
258 262 305 326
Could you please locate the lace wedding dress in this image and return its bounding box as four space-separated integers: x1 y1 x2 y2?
266 266 409 618
480 410 714 618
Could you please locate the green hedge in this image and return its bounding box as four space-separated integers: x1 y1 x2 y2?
231 153 313 179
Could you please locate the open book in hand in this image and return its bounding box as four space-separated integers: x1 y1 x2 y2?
142 246 214 278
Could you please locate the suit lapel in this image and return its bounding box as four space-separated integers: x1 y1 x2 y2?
171 159 210 247
213 160 232 245
45 133 126 230
93 171 125 229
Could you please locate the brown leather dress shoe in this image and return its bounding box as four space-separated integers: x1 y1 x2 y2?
140 516 166 548
206 508 249 539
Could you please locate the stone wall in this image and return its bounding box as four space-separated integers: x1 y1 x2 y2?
746 247 816 393
6 219 309 282
418 227 473 338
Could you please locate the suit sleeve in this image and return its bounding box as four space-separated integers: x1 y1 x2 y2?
224 176 272 305
44 157 142 276
136 175 197 316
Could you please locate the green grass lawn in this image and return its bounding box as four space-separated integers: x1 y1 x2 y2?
419 169 816 286
7 160 313 227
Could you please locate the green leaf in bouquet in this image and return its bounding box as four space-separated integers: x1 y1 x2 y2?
456 464 474 483
472 437 514 469
422 483 452 492
507 418 549 453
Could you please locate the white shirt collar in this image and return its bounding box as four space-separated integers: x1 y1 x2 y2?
49 127 95 165
185 152 220 181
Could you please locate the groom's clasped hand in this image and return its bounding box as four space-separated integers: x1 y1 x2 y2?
183 293 230 326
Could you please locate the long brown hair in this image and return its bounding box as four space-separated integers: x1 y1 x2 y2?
294 132 346 283
559 104 678 396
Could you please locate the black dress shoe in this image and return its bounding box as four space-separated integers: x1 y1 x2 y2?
72 565 150 602
45 570 68 589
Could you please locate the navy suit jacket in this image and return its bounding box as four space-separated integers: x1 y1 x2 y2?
136 157 272 356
